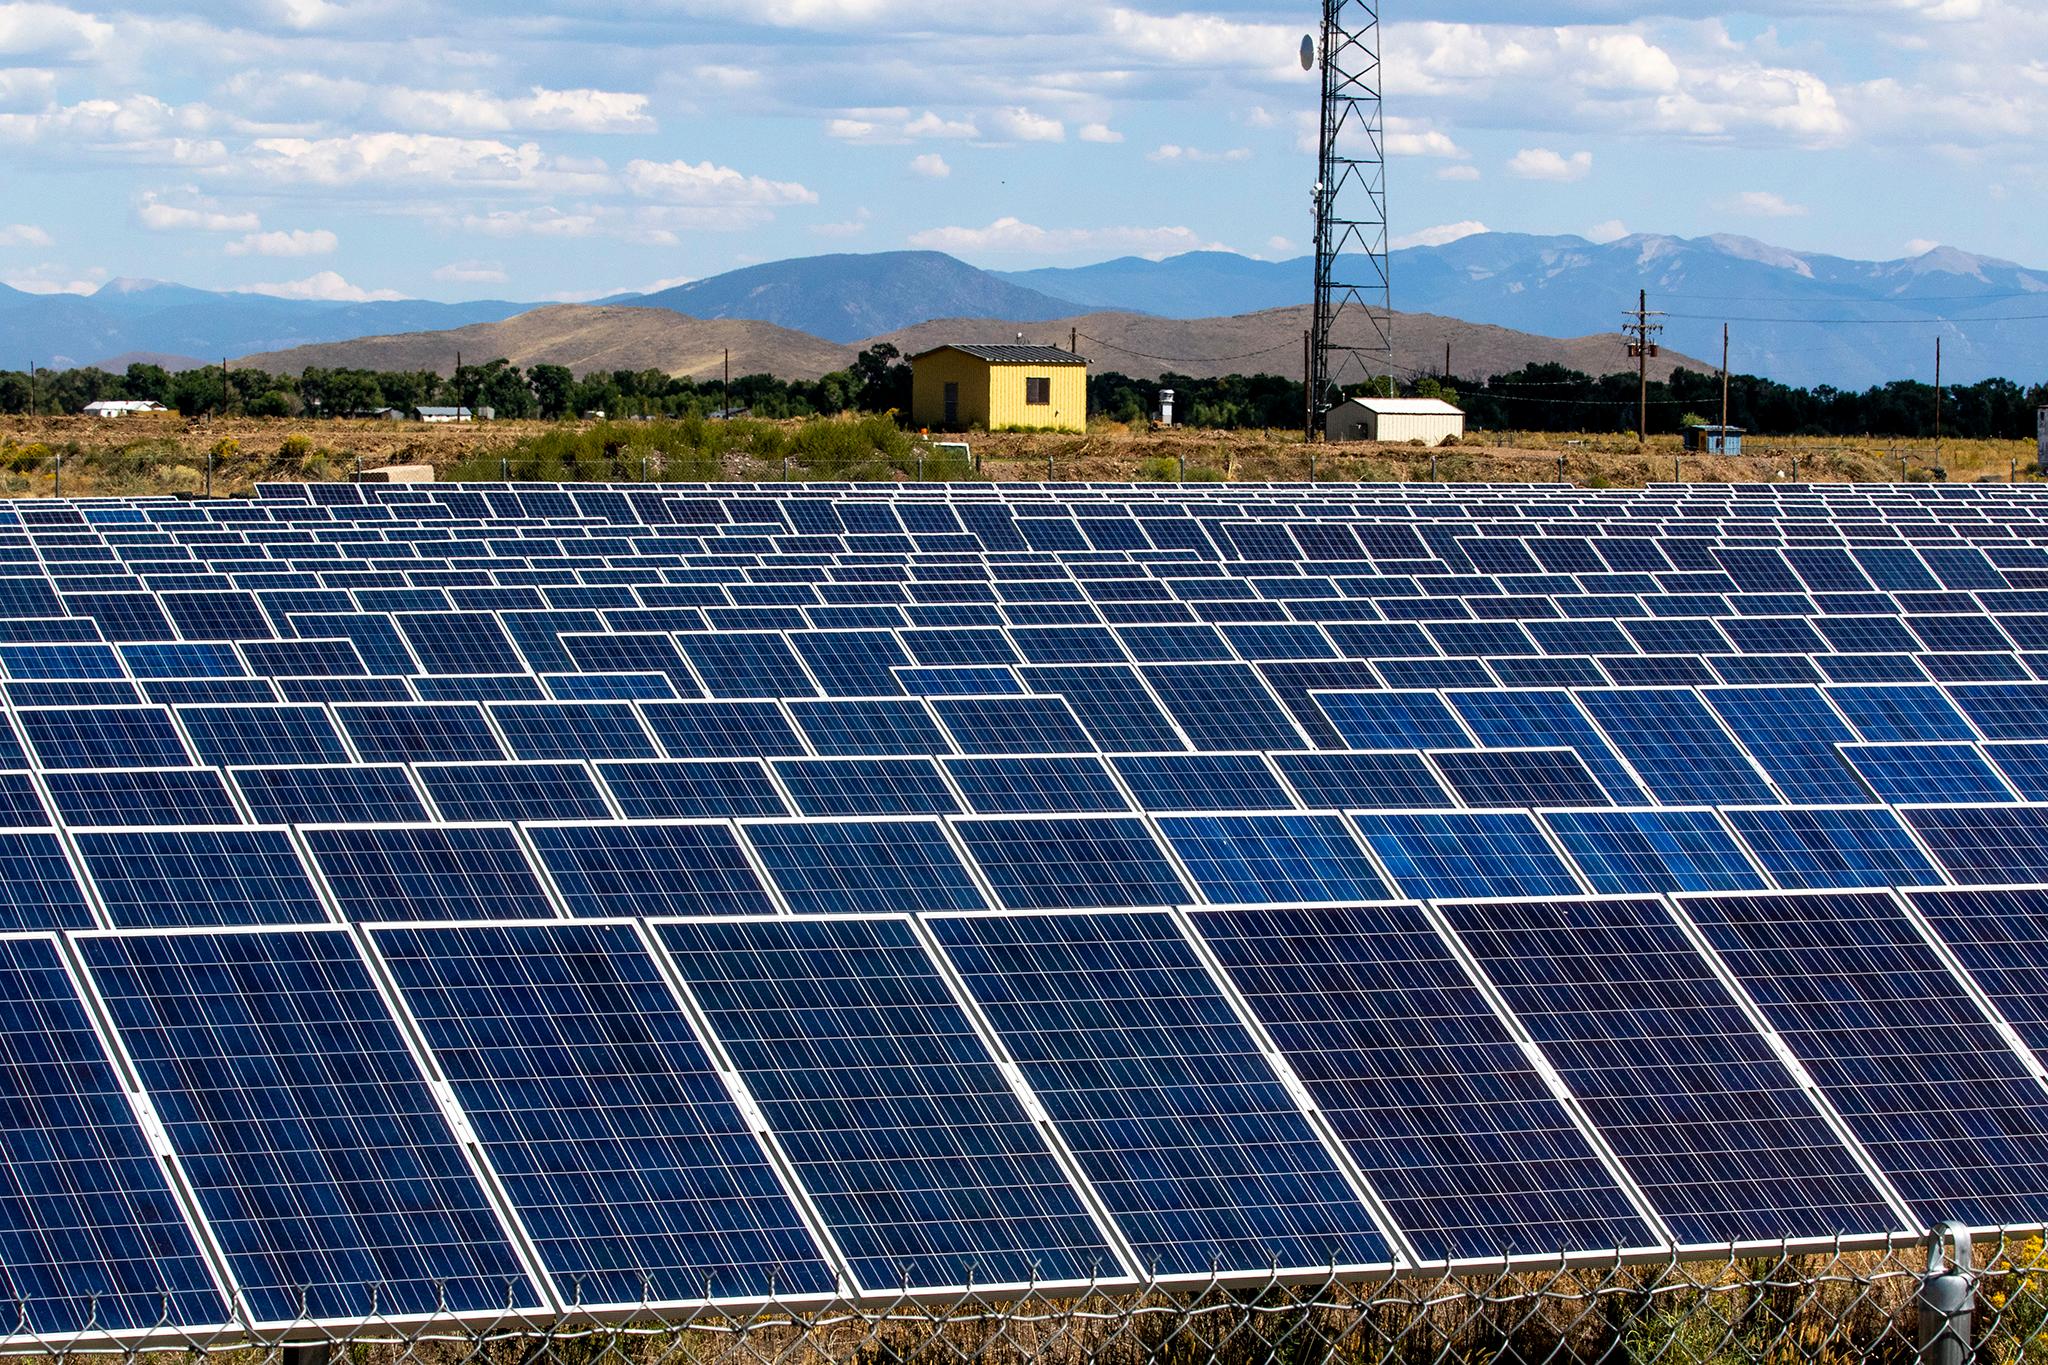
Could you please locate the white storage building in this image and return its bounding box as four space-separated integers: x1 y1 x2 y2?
1325 396 1465 446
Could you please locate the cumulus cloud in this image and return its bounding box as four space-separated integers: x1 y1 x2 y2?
1436 165 1482 181
226 227 337 256
1078 123 1122 143
1906 237 1943 255
1393 220 1490 249
235 270 401 302
433 259 509 284
1509 147 1593 181
138 191 260 233
1149 143 1250 164
623 158 817 205
0 223 51 247
828 108 977 143
1728 190 1808 217
1587 219 1630 244
986 107 1064 142
908 216 1228 259
0 3 111 61
378 86 655 135
240 132 611 193
909 152 950 178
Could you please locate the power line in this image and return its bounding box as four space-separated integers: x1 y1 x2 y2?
1074 333 1300 366
1666 310 2048 326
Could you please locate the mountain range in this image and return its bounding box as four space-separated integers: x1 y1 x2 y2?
9 233 2045 390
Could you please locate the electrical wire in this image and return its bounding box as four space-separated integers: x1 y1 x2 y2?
1665 311 2048 326
1075 333 1300 366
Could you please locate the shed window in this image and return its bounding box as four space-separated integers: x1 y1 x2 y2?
1025 376 1052 406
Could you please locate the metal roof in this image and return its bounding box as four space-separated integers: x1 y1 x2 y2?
1330 397 1465 416
914 345 1089 366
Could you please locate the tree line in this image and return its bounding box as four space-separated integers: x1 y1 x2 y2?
3 351 2045 440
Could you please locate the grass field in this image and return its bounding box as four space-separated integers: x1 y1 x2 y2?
0 413 2033 498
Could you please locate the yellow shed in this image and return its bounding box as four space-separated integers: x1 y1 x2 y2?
910 344 1088 433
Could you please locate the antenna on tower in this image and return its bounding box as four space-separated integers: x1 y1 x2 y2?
1305 0 1392 442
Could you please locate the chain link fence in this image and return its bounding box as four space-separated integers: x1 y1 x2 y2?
20 1232 2048 1364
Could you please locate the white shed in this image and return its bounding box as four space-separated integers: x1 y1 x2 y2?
1325 396 1465 446
81 400 168 419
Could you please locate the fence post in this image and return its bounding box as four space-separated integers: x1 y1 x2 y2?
52 453 59 499
205 450 213 499
500 456 509 481
1308 451 1316 485
1918 1222 1973 1365
355 454 363 483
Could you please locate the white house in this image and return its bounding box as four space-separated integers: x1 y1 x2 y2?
417 406 493 424
1325 396 1466 446
81 400 169 418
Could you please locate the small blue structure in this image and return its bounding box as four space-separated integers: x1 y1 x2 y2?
1685 425 1744 455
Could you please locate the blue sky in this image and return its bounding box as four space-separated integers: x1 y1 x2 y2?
0 0 2036 301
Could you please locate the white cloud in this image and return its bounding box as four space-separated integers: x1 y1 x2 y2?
1729 190 1808 218
433 260 509 284
1587 219 1630 244
138 191 260 233
3 262 106 295
226 228 337 257
1265 235 1297 256
829 107 978 143
623 158 817 206
812 209 871 239
241 132 610 193
0 3 110 62
1393 220 1490 250
378 86 655 135
1509 147 1593 181
0 68 54 111
1079 122 1123 143
1149 143 1250 164
1386 116 1466 160
0 223 51 248
909 152 950 178
458 207 600 238
1436 164 1481 182
235 270 401 302
908 216 1228 259
987 107 1064 142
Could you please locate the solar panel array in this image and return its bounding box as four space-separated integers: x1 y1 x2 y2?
12 478 2048 1340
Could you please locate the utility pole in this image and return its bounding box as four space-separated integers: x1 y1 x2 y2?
24 362 33 419
1302 330 1313 440
723 349 731 415
1720 324 1730 454
221 356 230 418
1934 335 1944 476
1071 327 1078 354
1444 341 1451 379
1623 289 1665 444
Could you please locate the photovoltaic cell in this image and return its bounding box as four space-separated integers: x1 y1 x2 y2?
1312 691 1470 751
942 755 1130 814
526 822 779 918
1427 748 1611 810
743 818 986 914
1351 811 1584 902
415 762 613 823
927 910 1392 1276
18 707 192 770
0 935 228 1335
1720 806 1943 891
772 757 961 816
593 759 790 819
1575 690 1776 805
1271 750 1455 810
229 765 432 825
73 828 329 928
1906 886 2048 1070
44 767 242 827
1439 896 1901 1245
1679 890 2048 1228
1703 687 1866 804
952 816 1190 910
1539 809 1768 896
654 916 1122 1292
300 825 559 922
1193 902 1657 1262
1897 804 2048 884
176 704 351 768
929 695 1096 755
75 928 542 1323
1111 752 1294 812
334 703 507 764
639 701 807 760
1157 813 1392 904
787 699 950 757
1836 742 2016 804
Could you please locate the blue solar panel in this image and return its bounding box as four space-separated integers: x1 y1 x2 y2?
743 818 985 914
1539 808 1768 896
677 632 815 698
483 702 656 762
416 761 613 822
46 767 241 827
369 921 837 1305
1703 687 1866 803
76 928 543 1323
74 828 329 928
772 756 960 816
1429 748 1611 809
593 758 789 818
1679 890 2048 1228
1906 886 2048 1071
177 703 352 767
1439 896 1901 1245
0 935 228 1335
787 698 950 757
942 755 1130 814
1827 683 1977 742
1112 752 1294 812
17 707 192 769
929 695 1096 754
639 700 807 759
300 824 559 921
1158 813 1392 904
1311 691 1471 751
1351 811 1584 901
952 815 1190 910
229 764 433 824
1575 689 1777 805
1271 750 1455 810
527 821 780 917
1898 804 2048 884
1838 742 2016 804
1191 902 1656 1261
0 772 50 826
1984 742 2048 800
927 910 1392 1276
1949 682 2048 740
335 702 507 763
1020 665 1187 751
653 916 1121 1293
1721 805 1942 890
1141 663 1306 750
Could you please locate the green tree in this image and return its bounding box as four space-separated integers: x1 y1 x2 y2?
530 364 577 420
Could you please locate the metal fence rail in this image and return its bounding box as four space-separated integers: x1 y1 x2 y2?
18 1233 2048 1364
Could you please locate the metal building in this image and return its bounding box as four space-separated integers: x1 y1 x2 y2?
911 345 1088 433
1325 396 1465 445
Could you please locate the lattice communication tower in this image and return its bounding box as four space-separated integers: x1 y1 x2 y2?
1307 0 1392 438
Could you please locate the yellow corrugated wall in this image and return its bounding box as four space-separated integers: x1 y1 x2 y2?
911 350 1088 432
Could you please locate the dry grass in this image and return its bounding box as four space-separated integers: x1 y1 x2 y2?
0 414 2033 499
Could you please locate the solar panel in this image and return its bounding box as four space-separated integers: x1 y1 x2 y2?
73 827 329 928
1702 687 1866 803
44 767 242 827
1826 683 1977 742
17 707 192 770
772 756 961 816
1351 811 1585 901
1270 749 1456 810
653 916 1123 1293
1311 691 1471 750
415 761 614 822
1141 663 1306 750
1984 742 2048 800
1019 665 1187 751
1111 752 1294 812
1678 889 2048 1228
926 910 1392 1276
74 927 543 1323
0 934 230 1335
593 758 790 818
1720 806 1943 891
676 632 816 698
1538 808 1769 896
229 763 433 824
334 702 507 764
300 824 560 921
1905 886 2048 1071
1897 803 2048 884
1190 902 1657 1261
1574 689 1777 805
743 817 986 914
787 698 951 757
1837 742 2016 804
1438 895 1902 1245
639 700 807 759
175 703 352 767
527 821 780 918
0 772 51 826
369 921 838 1305
942 755 1130 814
928 694 1096 754
952 815 1191 910
1948 682 2048 741
1428 748 1611 809
1157 813 1392 904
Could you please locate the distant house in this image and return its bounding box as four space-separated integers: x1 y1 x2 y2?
417 406 493 424
911 345 1088 433
82 400 169 418
351 407 406 422
1325 396 1465 446
1684 425 1744 456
